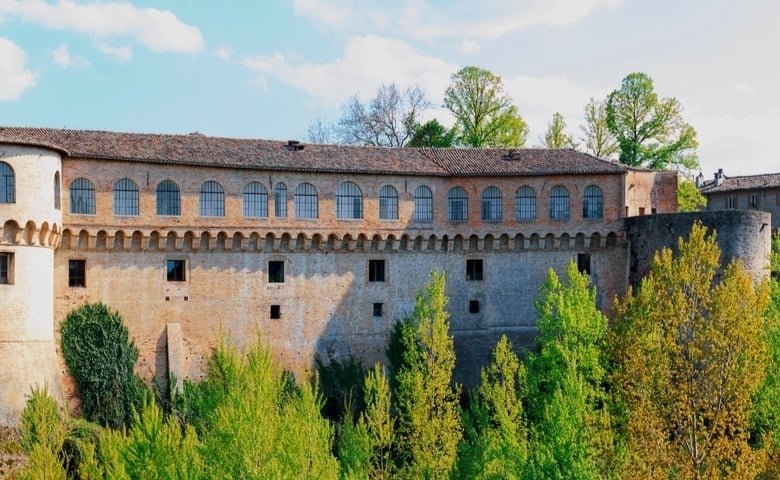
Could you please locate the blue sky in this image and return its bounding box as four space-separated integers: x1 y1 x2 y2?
1 0 778 177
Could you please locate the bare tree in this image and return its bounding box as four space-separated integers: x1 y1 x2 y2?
580 98 618 159
336 83 431 147
304 117 337 144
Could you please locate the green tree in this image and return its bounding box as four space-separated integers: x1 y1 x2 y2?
579 98 618 158
60 302 146 429
458 335 528 479
196 336 339 479
542 112 576 149
606 72 698 171
17 386 68 480
407 119 455 147
612 223 770 479
677 177 707 212
443 66 528 147
394 270 462 478
524 262 616 480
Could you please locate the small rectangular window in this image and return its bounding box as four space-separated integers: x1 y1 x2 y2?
166 259 186 282
0 253 12 285
373 303 383 317
751 194 758 208
466 259 483 281
577 253 591 275
368 260 386 282
269 261 285 283
68 259 86 287
469 300 480 314
727 196 735 209
638 207 645 215
270 305 281 319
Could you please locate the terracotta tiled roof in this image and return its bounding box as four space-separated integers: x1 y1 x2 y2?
0 127 626 177
699 173 780 194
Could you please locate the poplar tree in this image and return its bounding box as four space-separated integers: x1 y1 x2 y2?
524 262 616 480
542 112 576 149
394 270 462 479
458 335 528 479
612 223 770 479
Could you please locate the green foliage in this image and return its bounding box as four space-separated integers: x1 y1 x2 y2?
316 354 366 423
60 302 147 429
104 399 201 480
197 336 339 479
407 119 455 147
580 97 618 158
360 363 395 479
458 335 528 479
443 66 528 147
394 270 462 478
612 223 770 478
524 262 615 479
17 386 68 480
606 72 699 172
752 279 780 452
542 112 576 149
677 177 706 212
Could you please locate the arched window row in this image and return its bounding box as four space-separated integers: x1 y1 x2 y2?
61 177 605 222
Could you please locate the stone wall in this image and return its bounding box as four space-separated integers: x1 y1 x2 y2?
625 210 771 288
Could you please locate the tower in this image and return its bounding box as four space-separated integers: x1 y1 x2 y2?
0 143 64 425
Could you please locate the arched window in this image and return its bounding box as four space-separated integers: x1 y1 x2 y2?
69 178 95 214
114 178 139 216
448 187 468 221
583 185 603 219
0 162 15 204
243 182 268 218
481 186 502 221
200 181 225 217
274 182 287 218
549 185 570 219
336 181 363 219
54 172 61 210
294 183 318 219
157 181 180 216
379 185 398 220
516 186 536 220
414 185 433 222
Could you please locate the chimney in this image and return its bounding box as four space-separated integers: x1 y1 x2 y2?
286 140 304 151
713 168 724 187
695 171 704 188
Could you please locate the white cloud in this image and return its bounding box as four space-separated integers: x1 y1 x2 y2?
734 82 757 96
52 43 89 67
214 47 232 62
0 0 204 54
98 43 132 62
0 37 37 101
242 35 458 108
293 0 621 46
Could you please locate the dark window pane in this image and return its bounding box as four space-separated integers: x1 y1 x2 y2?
369 260 385 282
69 259 86 287
466 259 483 281
167 259 186 282
269 261 285 283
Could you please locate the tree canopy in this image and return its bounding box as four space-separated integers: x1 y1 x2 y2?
580 98 618 159
443 66 528 147
542 112 577 149
605 72 699 171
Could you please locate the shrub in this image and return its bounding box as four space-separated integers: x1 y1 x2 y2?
60 302 147 429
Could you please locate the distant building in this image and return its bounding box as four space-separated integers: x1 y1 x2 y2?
0 127 769 425
699 169 780 231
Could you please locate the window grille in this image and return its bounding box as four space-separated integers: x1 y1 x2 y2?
294 183 318 219
481 186 502 221
379 185 398 220
200 181 225 217
448 187 468 221
243 182 268 218
70 178 95 214
414 185 433 222
583 185 603 219
275 183 287 217
157 181 181 216
549 185 570 219
0 162 14 204
516 186 536 220
336 181 363 219
114 178 139 216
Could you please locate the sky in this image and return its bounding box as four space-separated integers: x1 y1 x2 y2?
1 0 778 178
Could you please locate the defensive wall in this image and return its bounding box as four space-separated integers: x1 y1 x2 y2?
0 127 727 423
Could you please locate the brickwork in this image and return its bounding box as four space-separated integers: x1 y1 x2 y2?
0 129 707 425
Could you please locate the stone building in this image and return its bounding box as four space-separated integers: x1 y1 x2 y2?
699 169 780 231
0 127 768 425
